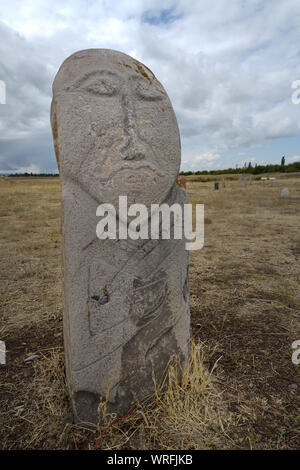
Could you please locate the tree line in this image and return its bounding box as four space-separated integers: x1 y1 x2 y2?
2 157 300 178
5 172 59 177
179 158 300 176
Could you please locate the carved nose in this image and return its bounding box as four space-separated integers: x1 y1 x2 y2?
121 93 146 161
121 136 146 161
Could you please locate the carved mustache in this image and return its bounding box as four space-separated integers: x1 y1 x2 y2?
106 162 165 181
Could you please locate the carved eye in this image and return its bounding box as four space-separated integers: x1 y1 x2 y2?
69 72 120 97
80 78 117 96
135 79 164 101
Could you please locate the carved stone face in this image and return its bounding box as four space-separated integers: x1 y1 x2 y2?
51 49 181 209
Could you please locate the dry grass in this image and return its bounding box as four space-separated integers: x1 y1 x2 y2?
0 174 300 449
92 340 232 450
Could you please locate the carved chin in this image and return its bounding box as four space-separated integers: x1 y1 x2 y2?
97 170 172 205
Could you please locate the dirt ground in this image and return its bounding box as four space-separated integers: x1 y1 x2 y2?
0 173 299 449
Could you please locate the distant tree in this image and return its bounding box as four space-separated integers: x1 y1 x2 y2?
7 172 59 177
178 160 300 176
281 156 285 167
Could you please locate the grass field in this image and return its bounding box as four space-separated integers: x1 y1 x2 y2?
0 174 299 449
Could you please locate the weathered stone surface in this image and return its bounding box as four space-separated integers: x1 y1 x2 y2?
51 49 190 424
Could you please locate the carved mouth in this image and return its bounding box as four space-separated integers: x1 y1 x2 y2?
112 163 163 179
100 163 165 188
119 166 162 183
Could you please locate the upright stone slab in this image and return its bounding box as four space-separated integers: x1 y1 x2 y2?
238 174 242 187
51 49 190 424
281 188 290 198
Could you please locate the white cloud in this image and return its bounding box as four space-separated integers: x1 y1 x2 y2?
0 163 40 174
190 152 221 170
0 0 300 172
287 155 300 163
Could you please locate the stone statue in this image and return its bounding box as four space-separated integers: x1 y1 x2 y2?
51 49 190 424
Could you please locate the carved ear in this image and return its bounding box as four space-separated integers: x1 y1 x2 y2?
50 99 61 172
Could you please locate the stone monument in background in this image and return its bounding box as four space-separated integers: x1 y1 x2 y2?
51 49 190 424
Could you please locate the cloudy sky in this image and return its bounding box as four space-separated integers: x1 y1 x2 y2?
1 0 300 173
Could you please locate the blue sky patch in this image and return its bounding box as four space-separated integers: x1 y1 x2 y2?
142 7 182 26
